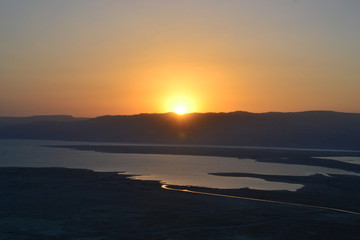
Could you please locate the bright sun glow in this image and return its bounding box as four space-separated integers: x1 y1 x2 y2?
166 96 195 115
173 105 188 115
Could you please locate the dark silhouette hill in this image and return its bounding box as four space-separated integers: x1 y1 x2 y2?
0 115 87 128
0 111 359 150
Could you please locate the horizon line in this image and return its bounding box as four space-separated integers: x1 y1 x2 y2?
1 109 359 118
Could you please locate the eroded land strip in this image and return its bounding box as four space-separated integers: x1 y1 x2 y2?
161 185 360 216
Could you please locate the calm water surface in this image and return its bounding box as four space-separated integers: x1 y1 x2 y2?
1 140 359 191
314 156 360 165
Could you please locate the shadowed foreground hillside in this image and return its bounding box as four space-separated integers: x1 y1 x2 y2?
0 111 359 150
1 167 359 240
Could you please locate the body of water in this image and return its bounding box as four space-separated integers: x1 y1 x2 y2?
314 156 360 165
1 139 359 191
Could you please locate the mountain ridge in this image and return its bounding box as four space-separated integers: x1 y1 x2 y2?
0 111 359 150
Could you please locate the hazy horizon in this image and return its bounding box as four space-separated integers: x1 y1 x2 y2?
1 109 360 118
1 1 359 116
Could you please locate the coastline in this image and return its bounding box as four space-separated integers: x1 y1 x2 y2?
47 144 360 174
1 167 360 239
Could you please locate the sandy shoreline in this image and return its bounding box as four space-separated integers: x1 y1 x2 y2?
1 167 359 240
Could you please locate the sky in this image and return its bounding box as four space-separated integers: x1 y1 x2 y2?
1 0 359 116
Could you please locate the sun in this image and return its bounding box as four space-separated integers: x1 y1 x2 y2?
166 96 195 115
173 105 188 115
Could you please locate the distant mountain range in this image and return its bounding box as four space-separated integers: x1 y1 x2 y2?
0 111 359 150
0 115 88 128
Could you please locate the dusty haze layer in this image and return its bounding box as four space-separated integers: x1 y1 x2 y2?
1 1 360 116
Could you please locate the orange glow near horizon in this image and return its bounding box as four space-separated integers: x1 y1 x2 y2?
1 1 359 116
128 58 245 116
173 105 188 115
165 95 196 115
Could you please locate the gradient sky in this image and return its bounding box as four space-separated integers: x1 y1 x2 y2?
1 0 359 116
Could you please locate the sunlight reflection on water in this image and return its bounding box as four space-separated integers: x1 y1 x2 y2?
1 140 359 191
